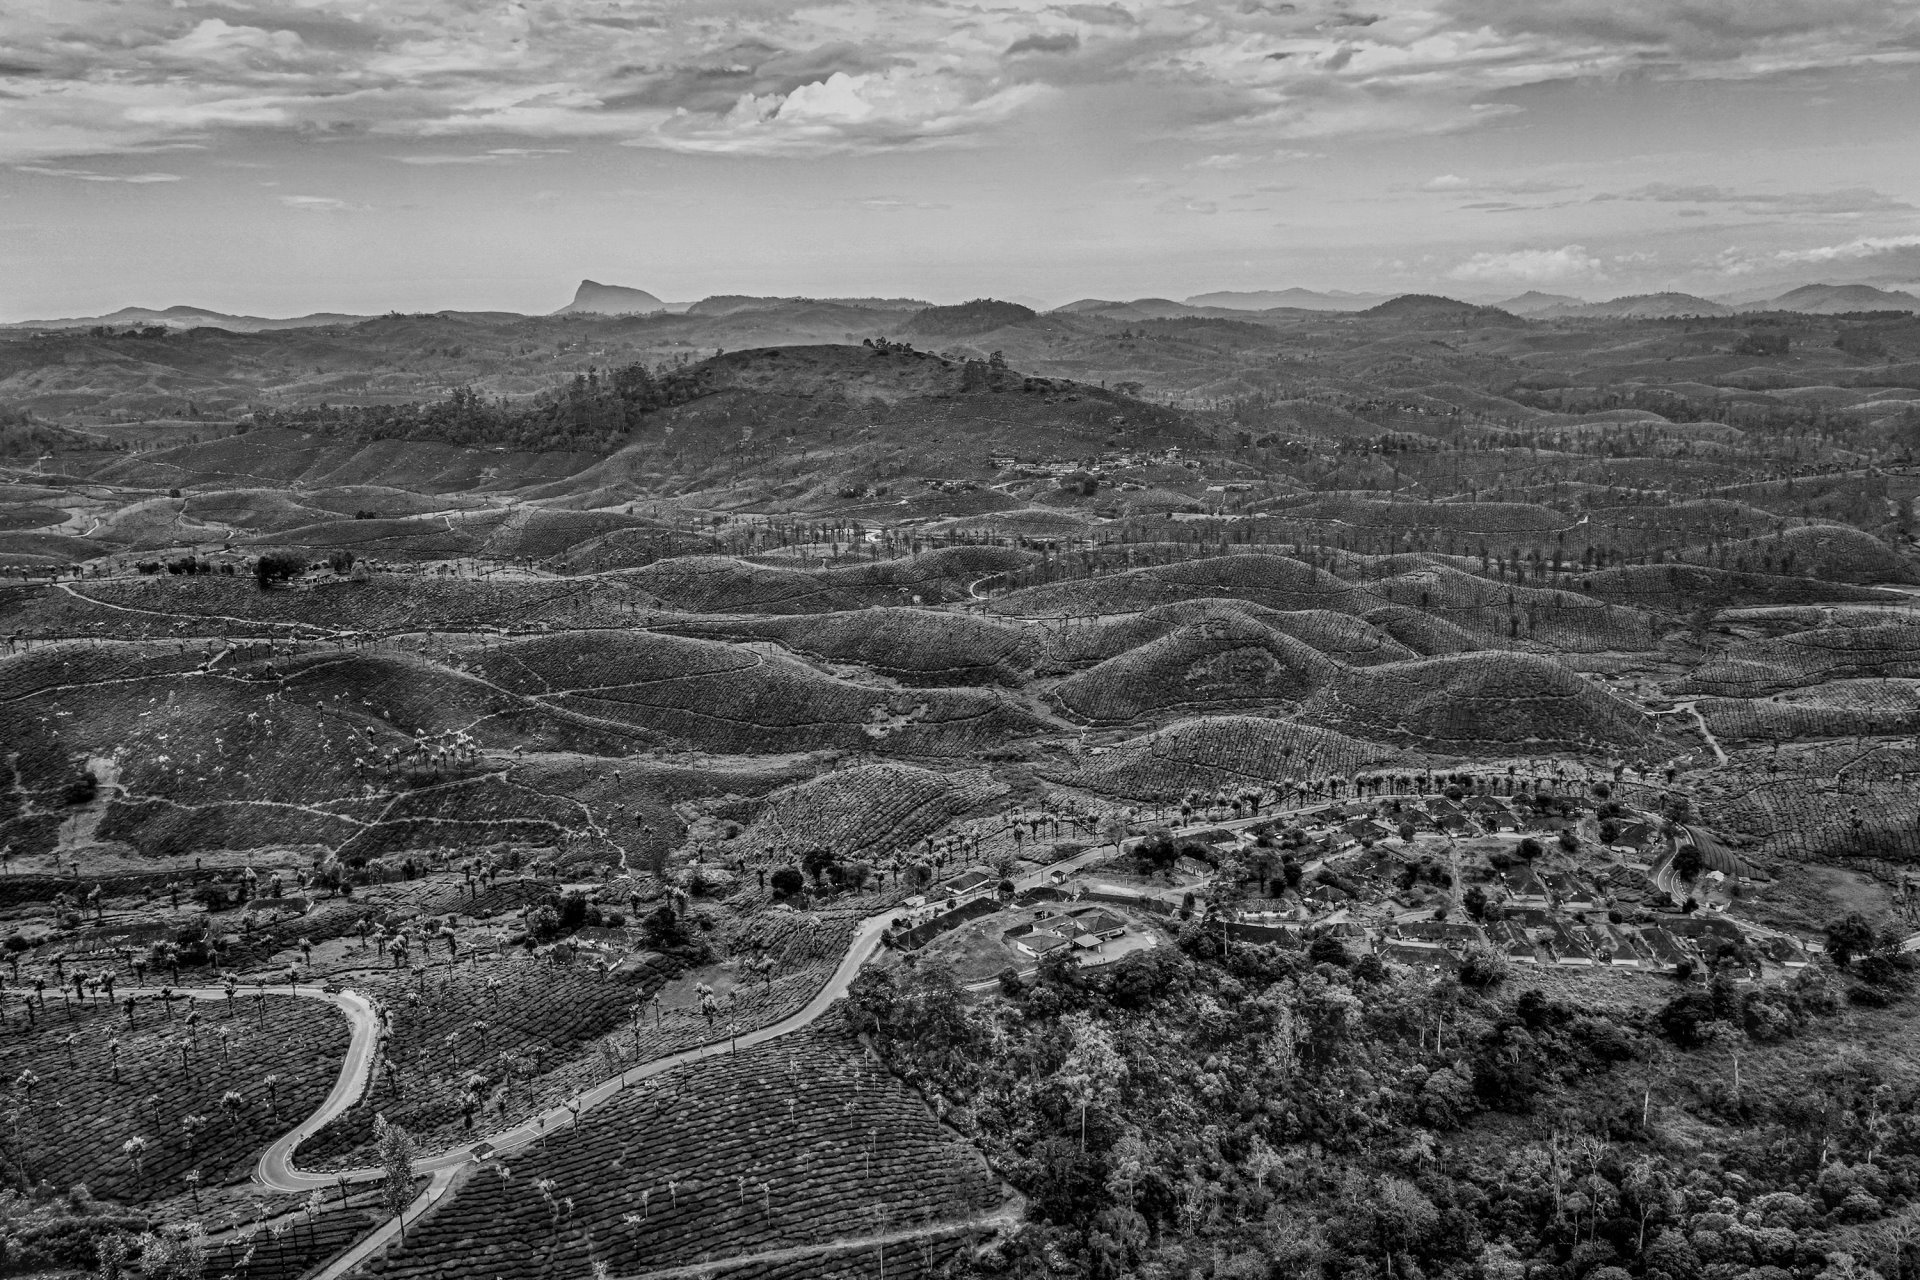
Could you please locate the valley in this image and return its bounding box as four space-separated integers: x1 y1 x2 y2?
3 293 1920 1280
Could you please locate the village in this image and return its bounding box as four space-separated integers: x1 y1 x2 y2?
879 781 1816 988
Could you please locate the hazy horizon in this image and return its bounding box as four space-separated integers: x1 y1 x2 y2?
4 0 1919 319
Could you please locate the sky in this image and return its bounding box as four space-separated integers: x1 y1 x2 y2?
2 0 1919 318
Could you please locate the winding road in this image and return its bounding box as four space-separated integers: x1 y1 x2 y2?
136 905 905 1279
140 803 1371 1275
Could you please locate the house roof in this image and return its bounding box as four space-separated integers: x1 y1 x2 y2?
1067 907 1127 936
939 868 994 894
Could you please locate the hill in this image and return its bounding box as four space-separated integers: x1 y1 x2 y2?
1761 283 1920 314
1361 294 1522 324
552 279 666 315
1548 292 1733 318
2 304 366 332
904 299 1038 337
1497 291 1587 315
1184 288 1388 311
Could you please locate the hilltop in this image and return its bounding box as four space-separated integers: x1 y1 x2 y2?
552 279 666 315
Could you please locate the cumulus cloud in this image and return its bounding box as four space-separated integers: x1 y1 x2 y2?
390 147 570 165
1006 32 1082 56
1771 234 1920 264
645 70 1051 155
276 194 367 212
1448 244 1606 282
1 0 1916 164
1621 183 1912 215
14 165 182 183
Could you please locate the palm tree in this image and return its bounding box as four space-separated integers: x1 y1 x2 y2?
181 1112 206 1159
121 1135 147 1185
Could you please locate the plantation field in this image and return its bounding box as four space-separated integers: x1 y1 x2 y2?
1044 599 1418 668
730 763 1007 862
986 553 1383 618
459 630 1049 757
662 608 1039 687
1302 650 1657 756
10 322 1920 1279
295 957 671 1169
0 994 348 1202
366 1026 1001 1280
1696 679 1920 742
1054 613 1340 722
1040 714 1417 800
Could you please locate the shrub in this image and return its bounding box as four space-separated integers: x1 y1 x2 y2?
191 882 233 912
255 550 307 589
62 768 99 807
1308 934 1351 967
526 904 562 942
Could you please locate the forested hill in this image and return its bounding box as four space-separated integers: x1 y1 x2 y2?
253 359 713 453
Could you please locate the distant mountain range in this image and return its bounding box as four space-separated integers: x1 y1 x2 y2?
1525 283 1920 320
8 278 1915 333
0 304 367 332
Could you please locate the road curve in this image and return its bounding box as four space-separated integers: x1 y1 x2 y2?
172 803 1331 1277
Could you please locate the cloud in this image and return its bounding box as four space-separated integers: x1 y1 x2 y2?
2 0 1917 166
1622 183 1913 215
1006 33 1082 56
390 147 570 165
1770 234 1920 264
13 164 182 183
851 195 951 211
1448 244 1606 282
1423 173 1578 194
276 194 367 212
643 70 1051 156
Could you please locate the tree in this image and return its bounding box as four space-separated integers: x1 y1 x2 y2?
770 866 804 898
254 550 307 589
372 1113 419 1236
1458 942 1508 990
801 847 837 887
135 1223 208 1280
1673 842 1705 884
1826 913 1877 968
1055 1012 1126 1151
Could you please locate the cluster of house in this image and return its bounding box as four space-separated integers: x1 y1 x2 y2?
1294 793 1658 851
888 865 1157 967
1204 796 1805 977
1373 911 1807 974
1002 906 1130 960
